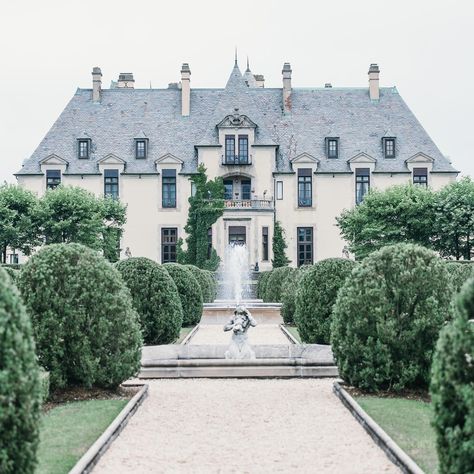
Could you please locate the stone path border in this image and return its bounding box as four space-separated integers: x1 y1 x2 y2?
69 384 149 474
279 324 299 343
181 324 199 344
333 380 425 474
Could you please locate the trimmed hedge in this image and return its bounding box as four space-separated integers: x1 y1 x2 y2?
445 262 474 293
164 263 203 326
281 265 312 324
185 265 216 303
116 258 183 344
19 243 142 390
431 278 474 474
295 259 355 343
257 271 272 301
0 267 41 474
264 267 295 303
202 270 218 302
331 243 453 392
1 266 19 284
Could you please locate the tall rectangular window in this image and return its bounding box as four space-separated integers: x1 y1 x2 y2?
241 179 251 200
223 179 233 200
355 168 370 205
238 135 249 164
384 138 396 158
262 227 269 261
276 181 283 200
225 135 235 164
161 228 177 263
46 169 61 189
297 227 313 266
104 169 119 199
78 139 90 159
135 140 147 159
327 138 339 158
298 168 312 207
162 169 176 208
413 168 428 187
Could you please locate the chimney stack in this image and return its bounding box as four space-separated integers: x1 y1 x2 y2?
368 63 380 100
92 67 102 102
117 73 135 88
181 63 191 116
254 74 265 88
282 63 292 113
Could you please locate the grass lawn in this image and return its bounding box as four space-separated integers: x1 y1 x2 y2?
175 326 195 343
356 396 438 473
284 325 302 343
37 399 128 474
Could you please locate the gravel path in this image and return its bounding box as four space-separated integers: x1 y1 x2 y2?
93 379 399 473
189 324 289 345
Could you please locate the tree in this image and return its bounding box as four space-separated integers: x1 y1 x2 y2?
0 184 40 263
432 177 474 260
180 164 224 269
37 186 126 261
0 267 41 474
272 221 290 267
337 184 435 260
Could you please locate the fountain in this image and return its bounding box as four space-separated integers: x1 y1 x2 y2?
217 243 251 303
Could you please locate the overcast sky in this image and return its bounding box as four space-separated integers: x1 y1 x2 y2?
1 0 473 183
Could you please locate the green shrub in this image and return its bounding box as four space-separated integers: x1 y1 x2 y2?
445 262 474 293
116 258 183 344
0 267 41 474
202 270 218 301
19 243 142 390
431 278 474 474
281 265 312 324
40 370 50 403
185 265 216 303
294 259 355 343
257 271 271 300
265 267 295 303
2 266 19 284
164 263 203 326
331 244 453 392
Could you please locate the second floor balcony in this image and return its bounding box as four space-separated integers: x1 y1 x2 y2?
221 154 252 166
224 198 274 210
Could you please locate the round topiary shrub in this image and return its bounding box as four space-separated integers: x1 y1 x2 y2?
294 259 355 342
257 271 272 301
265 267 295 303
0 267 41 474
164 263 203 326
430 278 474 474
445 262 474 294
185 265 216 303
202 270 217 302
281 265 312 325
331 243 453 392
19 243 142 390
116 257 183 345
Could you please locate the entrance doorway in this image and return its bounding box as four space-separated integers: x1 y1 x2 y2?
229 226 246 245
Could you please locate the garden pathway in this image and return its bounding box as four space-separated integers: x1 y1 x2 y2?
93 379 399 473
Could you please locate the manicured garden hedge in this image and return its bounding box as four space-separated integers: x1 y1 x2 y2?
185 265 217 303
164 263 203 326
257 271 272 301
331 243 453 392
19 243 142 390
445 262 474 293
295 259 355 343
281 265 312 324
0 267 41 474
116 257 183 344
265 267 295 303
431 277 474 474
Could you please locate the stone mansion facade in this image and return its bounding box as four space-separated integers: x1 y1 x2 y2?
15 60 458 269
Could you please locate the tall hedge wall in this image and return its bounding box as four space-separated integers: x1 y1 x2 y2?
19 243 142 390
0 267 41 473
116 257 183 344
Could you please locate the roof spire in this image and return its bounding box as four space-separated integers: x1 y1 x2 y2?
234 47 238 66
246 56 250 72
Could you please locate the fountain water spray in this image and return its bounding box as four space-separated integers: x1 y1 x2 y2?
218 244 250 304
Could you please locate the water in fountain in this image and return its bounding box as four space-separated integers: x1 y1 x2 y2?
217 244 250 304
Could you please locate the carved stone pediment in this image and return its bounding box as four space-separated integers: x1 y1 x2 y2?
405 152 434 164
217 108 257 129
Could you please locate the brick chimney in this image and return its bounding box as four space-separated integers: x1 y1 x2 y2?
117 73 135 88
282 63 292 113
92 67 102 102
368 63 380 100
181 63 191 116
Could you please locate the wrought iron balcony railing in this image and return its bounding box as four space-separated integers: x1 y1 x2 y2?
221 154 252 165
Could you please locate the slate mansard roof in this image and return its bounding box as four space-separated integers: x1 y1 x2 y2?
17 64 457 176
